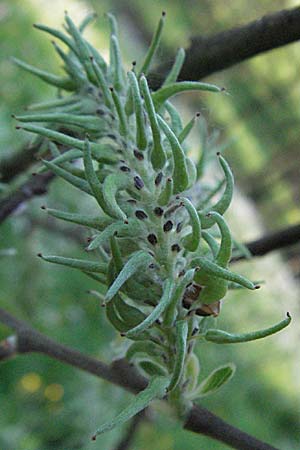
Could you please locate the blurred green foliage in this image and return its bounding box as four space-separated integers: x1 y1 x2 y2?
0 0 300 449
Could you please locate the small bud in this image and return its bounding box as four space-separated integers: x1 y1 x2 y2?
133 149 144 160
120 165 131 172
134 176 144 190
135 210 148 220
163 220 173 232
176 222 183 233
153 207 164 217
154 172 163 186
147 234 158 245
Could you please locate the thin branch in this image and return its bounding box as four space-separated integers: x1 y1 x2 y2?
0 307 277 449
184 406 277 450
149 6 300 88
0 140 43 183
233 223 300 262
0 172 54 224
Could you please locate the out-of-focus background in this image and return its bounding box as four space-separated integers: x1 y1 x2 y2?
1 1 300 449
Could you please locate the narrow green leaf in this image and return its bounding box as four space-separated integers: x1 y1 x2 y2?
199 154 234 229
45 207 112 230
157 115 188 193
105 251 153 301
191 364 235 398
181 197 201 252
162 47 185 86
126 278 174 338
38 254 107 273
168 320 188 391
192 257 256 290
138 12 166 76
13 57 76 91
127 71 147 150
42 159 92 194
17 124 117 163
92 376 169 438
152 81 222 109
103 172 131 220
140 75 166 169
204 313 292 344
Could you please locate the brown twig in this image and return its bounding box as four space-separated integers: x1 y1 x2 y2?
0 307 277 449
0 172 54 224
233 223 300 262
149 6 300 88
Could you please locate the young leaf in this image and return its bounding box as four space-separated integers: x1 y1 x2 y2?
105 251 153 301
162 48 185 86
204 313 292 344
190 364 235 398
127 71 147 150
38 254 107 273
152 81 222 109
92 376 169 438
126 278 174 338
138 11 166 76
199 154 234 229
157 115 189 193
168 320 188 391
13 58 76 91
139 75 166 169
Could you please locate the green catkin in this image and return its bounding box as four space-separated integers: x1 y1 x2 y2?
17 13 292 435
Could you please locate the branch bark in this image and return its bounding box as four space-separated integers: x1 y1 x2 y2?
149 6 300 88
0 172 54 224
0 307 277 450
233 223 300 262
